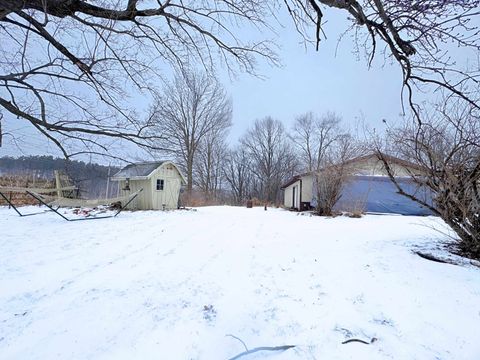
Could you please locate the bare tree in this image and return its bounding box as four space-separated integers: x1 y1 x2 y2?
194 128 228 201
150 69 232 194
289 111 360 215
223 147 254 205
285 1 480 120
314 133 360 216
291 111 341 172
378 96 480 259
0 1 275 157
241 117 298 203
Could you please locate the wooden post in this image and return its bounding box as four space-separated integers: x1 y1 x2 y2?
54 170 62 198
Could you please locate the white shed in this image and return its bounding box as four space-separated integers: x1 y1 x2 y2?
281 172 313 211
112 161 187 210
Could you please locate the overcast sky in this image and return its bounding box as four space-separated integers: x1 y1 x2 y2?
0 7 407 163
223 8 405 142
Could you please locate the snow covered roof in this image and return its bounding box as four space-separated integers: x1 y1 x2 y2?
111 161 166 180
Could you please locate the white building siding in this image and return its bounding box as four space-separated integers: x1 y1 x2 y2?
284 179 305 209
301 175 313 203
347 157 417 176
119 179 152 210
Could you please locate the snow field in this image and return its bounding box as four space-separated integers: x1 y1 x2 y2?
1 206 479 359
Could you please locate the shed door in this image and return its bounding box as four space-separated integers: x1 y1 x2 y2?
153 177 181 209
165 178 181 209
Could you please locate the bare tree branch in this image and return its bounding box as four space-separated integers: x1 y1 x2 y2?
285 0 480 122
0 0 276 158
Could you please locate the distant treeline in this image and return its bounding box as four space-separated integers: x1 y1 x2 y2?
0 156 120 198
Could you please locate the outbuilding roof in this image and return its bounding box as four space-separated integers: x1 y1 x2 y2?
112 161 166 180
280 174 305 189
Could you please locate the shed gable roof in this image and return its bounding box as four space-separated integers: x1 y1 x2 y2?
112 160 188 185
112 161 166 180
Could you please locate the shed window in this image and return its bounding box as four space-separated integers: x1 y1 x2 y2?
156 179 164 191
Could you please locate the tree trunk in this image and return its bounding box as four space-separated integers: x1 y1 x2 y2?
186 155 194 194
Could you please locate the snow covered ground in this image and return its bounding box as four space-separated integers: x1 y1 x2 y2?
1 206 479 360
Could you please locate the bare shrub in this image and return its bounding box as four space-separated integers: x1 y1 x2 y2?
341 197 367 218
314 134 361 216
379 97 480 259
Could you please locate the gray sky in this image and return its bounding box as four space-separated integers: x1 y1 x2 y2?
0 7 406 163
223 8 405 143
